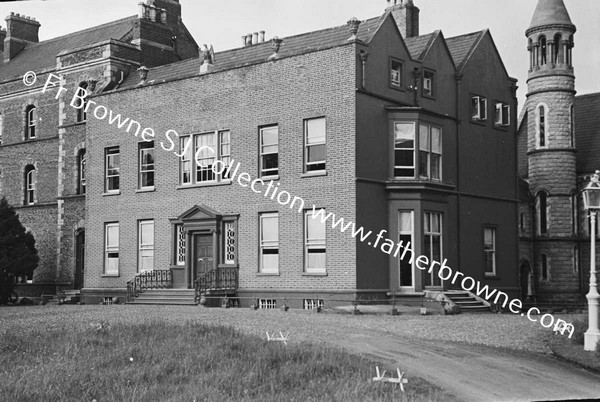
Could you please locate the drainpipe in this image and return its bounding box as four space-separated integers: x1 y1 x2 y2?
455 72 463 291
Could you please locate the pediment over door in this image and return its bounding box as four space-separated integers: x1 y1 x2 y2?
177 204 222 223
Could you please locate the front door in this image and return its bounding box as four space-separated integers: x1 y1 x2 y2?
194 234 213 282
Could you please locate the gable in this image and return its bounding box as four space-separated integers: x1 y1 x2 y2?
178 205 222 222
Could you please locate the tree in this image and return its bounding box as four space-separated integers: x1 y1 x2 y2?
0 197 39 305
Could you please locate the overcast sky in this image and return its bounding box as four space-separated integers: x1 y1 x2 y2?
1 0 598 110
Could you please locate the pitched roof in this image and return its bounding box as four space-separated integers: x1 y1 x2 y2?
404 32 436 60
0 16 136 81
118 16 383 90
446 31 484 71
575 93 600 173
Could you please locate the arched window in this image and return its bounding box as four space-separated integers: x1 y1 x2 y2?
528 38 533 69
540 36 547 65
537 104 546 147
25 105 37 140
78 149 86 194
76 82 88 122
540 254 549 280
24 165 36 205
537 191 548 235
567 35 574 66
553 34 562 64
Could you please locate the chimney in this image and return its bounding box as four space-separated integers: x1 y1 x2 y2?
259 31 265 43
386 0 419 39
4 13 41 62
146 0 181 28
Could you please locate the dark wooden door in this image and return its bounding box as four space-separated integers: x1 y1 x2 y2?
75 231 85 290
194 234 213 281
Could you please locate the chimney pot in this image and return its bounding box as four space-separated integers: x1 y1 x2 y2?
252 32 259 45
259 30 265 43
246 33 252 46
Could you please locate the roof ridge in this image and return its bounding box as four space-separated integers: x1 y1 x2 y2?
31 15 136 47
446 29 486 41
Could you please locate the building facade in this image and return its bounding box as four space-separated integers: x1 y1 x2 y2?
1 0 523 307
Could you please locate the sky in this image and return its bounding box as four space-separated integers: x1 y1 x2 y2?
1 0 598 111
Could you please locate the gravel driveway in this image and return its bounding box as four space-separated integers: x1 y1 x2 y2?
2 305 599 401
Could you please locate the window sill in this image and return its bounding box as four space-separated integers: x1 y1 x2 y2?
493 124 510 130
301 171 327 178
389 84 405 92
422 93 436 100
256 272 280 276
484 274 499 279
103 191 121 196
470 119 488 126
101 274 120 278
177 180 232 190
136 187 155 193
260 175 280 181
302 272 328 277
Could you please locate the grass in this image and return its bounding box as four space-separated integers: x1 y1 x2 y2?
547 314 600 372
0 318 448 401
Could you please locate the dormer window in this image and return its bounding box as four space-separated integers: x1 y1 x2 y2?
471 96 488 121
26 105 37 140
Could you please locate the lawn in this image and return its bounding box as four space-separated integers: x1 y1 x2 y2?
546 314 600 373
0 308 450 401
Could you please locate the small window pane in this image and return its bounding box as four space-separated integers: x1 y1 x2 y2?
306 118 325 144
307 215 326 241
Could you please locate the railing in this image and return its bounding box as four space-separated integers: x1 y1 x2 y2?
194 267 239 302
126 270 172 302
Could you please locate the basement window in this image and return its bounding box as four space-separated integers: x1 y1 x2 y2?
303 299 324 310
259 299 277 309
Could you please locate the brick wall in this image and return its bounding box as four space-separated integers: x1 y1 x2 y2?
84 45 358 296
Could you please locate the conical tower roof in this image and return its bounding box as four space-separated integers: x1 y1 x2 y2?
527 0 575 33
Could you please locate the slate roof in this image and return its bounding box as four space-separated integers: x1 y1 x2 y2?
404 32 436 61
118 16 383 90
0 16 136 81
446 31 484 71
575 93 600 173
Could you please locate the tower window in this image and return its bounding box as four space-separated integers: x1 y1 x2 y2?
25 105 37 140
537 191 548 235
540 36 547 65
553 34 563 64
537 105 546 147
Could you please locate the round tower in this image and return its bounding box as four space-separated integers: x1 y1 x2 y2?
525 0 579 303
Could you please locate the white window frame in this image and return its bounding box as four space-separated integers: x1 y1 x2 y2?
26 106 37 139
139 141 155 190
422 70 434 97
398 211 414 289
179 130 231 185
175 224 186 266
393 122 416 178
105 222 119 275
484 227 496 276
418 124 442 181
495 102 510 127
304 117 326 173
424 212 443 287
105 147 120 193
471 96 487 121
390 58 402 87
260 126 279 177
138 220 154 272
304 210 326 274
25 167 36 205
259 212 279 274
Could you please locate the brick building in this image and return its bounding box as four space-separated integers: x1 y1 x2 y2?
1 0 522 307
518 0 600 307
